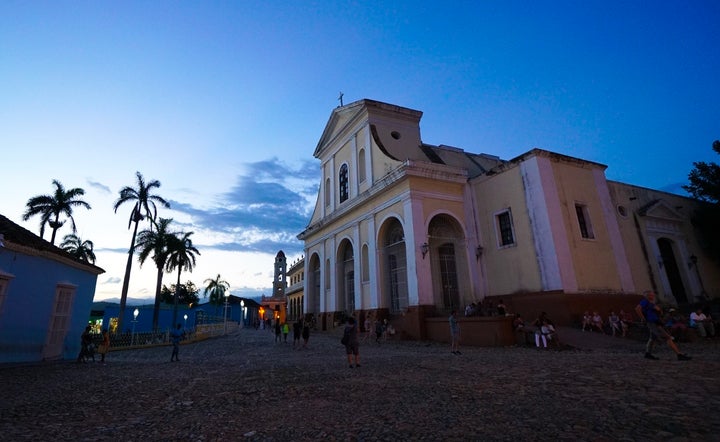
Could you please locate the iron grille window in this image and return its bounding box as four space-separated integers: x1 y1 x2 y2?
575 204 594 239
497 211 515 246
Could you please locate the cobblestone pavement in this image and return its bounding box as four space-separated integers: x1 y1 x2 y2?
2 326 720 441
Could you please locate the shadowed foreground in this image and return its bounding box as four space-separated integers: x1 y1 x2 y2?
2 327 719 441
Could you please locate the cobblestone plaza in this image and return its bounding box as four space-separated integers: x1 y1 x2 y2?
2 327 719 441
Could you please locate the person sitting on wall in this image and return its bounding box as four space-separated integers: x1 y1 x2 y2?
608 311 622 337
513 313 532 346
619 309 633 337
496 299 507 316
664 309 689 342
581 311 592 332
591 311 605 333
533 312 559 349
690 308 716 338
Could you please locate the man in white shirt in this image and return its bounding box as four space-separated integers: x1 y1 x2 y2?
690 309 715 338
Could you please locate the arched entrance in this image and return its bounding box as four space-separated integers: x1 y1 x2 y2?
336 239 355 315
379 217 408 313
307 253 321 315
428 214 468 313
658 238 688 304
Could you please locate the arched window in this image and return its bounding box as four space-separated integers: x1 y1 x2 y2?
339 164 349 203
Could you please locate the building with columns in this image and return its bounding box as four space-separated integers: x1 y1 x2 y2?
286 255 304 322
297 99 719 339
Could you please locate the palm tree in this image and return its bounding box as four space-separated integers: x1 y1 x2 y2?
204 274 230 315
166 231 200 327
136 217 176 330
23 180 91 244
113 172 170 332
60 234 97 264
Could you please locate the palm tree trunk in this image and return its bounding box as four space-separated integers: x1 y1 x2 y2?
50 213 60 245
152 267 164 330
173 268 182 328
117 220 140 333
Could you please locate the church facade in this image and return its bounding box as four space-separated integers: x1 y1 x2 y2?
297 99 719 338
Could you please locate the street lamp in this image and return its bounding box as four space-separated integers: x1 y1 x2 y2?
224 292 230 335
131 308 139 346
183 314 188 330
240 300 245 328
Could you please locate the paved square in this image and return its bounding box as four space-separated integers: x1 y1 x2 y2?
2 328 719 440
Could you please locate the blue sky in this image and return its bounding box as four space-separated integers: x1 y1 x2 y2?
1 1 718 303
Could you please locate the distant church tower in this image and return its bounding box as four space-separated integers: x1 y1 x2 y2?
272 250 287 298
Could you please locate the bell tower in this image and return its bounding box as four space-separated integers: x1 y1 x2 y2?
272 250 287 298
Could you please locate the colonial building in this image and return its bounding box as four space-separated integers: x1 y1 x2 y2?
286 255 305 322
259 251 289 324
0 214 105 362
297 99 720 341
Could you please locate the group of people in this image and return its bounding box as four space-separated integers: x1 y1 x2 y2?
463 298 508 317
581 309 634 336
76 326 110 364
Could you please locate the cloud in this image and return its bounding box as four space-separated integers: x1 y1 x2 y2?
167 158 318 255
87 179 112 194
102 277 121 284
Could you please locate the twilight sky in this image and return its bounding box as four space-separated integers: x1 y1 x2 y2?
1 1 718 303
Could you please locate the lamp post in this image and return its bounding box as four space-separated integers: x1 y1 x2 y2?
131 308 139 346
224 292 230 335
183 314 188 330
240 300 245 328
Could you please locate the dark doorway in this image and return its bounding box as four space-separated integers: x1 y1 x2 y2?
658 238 688 304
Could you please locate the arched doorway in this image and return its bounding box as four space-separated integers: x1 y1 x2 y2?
379 218 408 313
428 214 468 313
658 238 688 304
308 254 321 315
337 239 355 315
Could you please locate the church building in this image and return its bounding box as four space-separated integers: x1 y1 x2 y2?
297 99 719 340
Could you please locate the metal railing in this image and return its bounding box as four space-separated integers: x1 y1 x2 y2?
99 320 239 351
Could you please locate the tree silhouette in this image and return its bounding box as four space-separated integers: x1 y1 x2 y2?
113 172 170 332
60 234 96 264
23 180 91 244
683 140 720 261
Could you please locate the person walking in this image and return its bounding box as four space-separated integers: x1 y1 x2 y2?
449 310 461 355
374 320 383 344
170 324 184 362
282 322 289 342
635 291 691 361
343 317 360 368
302 319 310 349
76 325 93 363
274 320 282 343
98 328 110 363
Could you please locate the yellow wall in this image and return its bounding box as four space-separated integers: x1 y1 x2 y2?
473 166 542 295
550 160 622 291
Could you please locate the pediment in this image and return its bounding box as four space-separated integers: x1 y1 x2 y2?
313 101 367 159
639 199 685 222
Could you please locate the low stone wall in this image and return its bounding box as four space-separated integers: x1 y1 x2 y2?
487 292 644 326
425 315 515 347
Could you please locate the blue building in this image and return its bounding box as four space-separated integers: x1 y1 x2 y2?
96 295 261 334
0 214 104 363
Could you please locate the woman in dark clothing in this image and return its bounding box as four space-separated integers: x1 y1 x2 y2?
344 317 360 368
